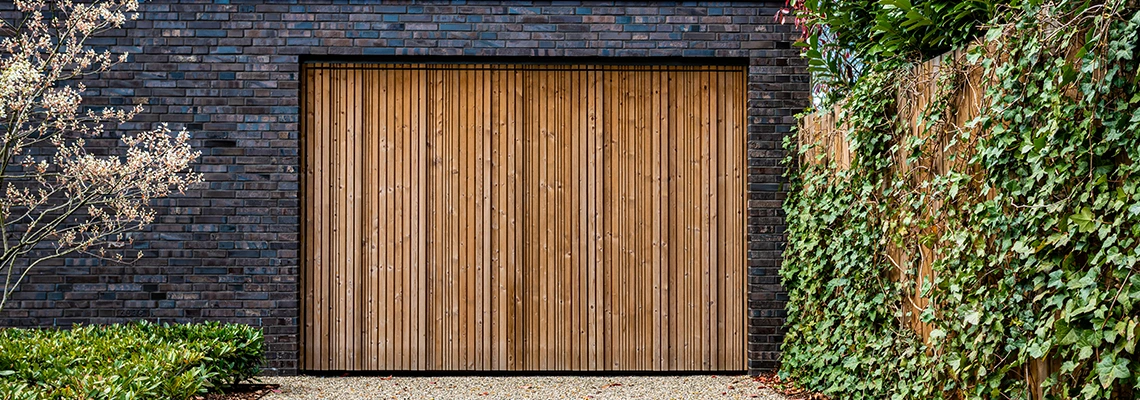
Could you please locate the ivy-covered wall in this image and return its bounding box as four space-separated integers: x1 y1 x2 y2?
780 1 1140 398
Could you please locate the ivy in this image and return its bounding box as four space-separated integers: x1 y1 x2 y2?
780 1 1140 399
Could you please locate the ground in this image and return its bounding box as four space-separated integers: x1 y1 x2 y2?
257 375 791 399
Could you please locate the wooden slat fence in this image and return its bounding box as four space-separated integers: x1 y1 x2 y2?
301 63 746 371
800 49 982 338
798 49 1057 397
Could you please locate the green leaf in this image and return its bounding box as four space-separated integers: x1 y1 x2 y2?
1070 207 1097 233
1095 355 1130 388
1079 345 1095 360
1027 342 1047 359
985 27 1003 41
1126 320 1138 353
930 329 946 342
963 310 981 325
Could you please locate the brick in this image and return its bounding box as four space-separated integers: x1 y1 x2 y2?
0 0 807 377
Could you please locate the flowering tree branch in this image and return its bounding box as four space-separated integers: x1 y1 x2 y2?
0 0 202 311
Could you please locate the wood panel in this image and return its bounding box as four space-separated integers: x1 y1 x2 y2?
302 63 746 371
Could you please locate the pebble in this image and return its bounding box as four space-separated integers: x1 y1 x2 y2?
259 375 789 400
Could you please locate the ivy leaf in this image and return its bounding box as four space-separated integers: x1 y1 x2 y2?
963 310 981 325
1080 381 1100 398
947 356 961 374
1027 341 1048 359
985 26 1003 41
930 328 946 342
1075 329 1104 360
1070 207 1097 233
1095 355 1130 388
1126 320 1139 354
1046 232 1071 248
1011 240 1033 256
1079 345 1094 361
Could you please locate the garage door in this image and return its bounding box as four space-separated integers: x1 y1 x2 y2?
301 63 745 371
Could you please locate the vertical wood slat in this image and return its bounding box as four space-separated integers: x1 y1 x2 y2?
490 69 504 371
302 64 746 372
650 66 663 371
349 67 360 370
359 68 371 371
587 66 601 371
332 66 343 370
426 68 441 370
600 68 613 371
394 66 405 371
378 67 391 370
698 66 709 370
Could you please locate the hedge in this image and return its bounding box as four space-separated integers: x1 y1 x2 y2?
0 321 263 399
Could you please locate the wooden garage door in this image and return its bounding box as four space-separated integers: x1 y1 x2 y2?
301 63 745 371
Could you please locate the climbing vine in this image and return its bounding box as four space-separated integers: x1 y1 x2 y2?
781 1 1140 399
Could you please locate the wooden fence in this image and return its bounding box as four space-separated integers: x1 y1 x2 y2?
798 49 1057 397
301 63 747 371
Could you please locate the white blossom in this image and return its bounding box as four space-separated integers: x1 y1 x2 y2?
0 0 201 311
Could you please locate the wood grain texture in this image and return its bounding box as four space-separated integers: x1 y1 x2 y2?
302 64 746 371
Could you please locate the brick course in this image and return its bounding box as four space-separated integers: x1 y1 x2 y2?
0 0 807 375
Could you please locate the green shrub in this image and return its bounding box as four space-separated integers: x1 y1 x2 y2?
782 0 1011 105
0 321 263 400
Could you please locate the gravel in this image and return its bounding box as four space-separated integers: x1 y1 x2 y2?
258 374 789 400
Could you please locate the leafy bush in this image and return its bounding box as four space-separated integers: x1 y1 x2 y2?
781 0 1009 105
0 321 263 399
782 0 1140 398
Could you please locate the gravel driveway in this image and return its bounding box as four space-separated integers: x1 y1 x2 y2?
258 375 789 400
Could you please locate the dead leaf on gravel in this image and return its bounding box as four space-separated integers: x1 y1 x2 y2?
198 384 280 400
753 373 829 400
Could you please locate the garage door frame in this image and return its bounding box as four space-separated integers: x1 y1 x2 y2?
300 62 747 372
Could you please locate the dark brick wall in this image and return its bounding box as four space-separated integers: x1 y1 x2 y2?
0 1 806 375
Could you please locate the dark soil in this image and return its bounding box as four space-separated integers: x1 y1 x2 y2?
198 384 280 400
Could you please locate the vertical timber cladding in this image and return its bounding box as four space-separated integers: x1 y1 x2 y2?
302 63 746 371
